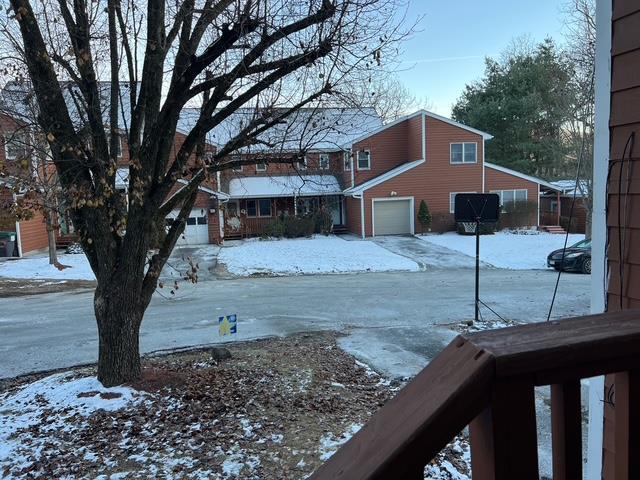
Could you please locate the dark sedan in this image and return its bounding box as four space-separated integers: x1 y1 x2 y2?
547 239 591 274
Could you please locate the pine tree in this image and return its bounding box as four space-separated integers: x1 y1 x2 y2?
418 200 432 234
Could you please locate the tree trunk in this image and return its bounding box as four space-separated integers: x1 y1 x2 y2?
95 288 145 387
46 211 58 265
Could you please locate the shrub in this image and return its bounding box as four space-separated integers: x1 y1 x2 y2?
417 200 432 233
499 200 537 229
283 215 315 238
313 210 333 235
264 217 286 238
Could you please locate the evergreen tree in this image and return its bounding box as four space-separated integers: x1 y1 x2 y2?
452 39 574 177
418 200 432 234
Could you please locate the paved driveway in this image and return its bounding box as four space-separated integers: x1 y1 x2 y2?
372 235 482 270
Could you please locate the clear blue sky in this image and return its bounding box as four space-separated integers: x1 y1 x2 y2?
395 0 567 116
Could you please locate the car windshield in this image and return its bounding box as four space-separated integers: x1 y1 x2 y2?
570 239 591 249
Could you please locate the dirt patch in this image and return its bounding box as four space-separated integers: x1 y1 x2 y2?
0 278 95 296
1 332 471 479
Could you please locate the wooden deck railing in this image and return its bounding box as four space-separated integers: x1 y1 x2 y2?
310 310 640 480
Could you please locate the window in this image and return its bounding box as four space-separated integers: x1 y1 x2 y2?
4 132 30 161
232 155 243 172
343 151 351 171
256 162 267 172
298 156 307 170
357 150 371 170
197 216 207 225
450 192 477 214
450 142 477 164
246 199 272 217
258 199 272 217
319 154 330 170
186 217 197 225
490 189 528 212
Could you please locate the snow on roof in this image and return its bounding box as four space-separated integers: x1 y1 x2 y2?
115 168 129 189
550 179 589 196
228 175 342 199
178 107 382 152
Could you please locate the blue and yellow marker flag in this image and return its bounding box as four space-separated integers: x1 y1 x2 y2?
218 314 237 336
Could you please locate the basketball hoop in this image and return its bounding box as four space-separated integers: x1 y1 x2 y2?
461 221 477 234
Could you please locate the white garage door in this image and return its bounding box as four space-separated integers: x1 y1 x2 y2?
169 209 209 245
373 199 412 235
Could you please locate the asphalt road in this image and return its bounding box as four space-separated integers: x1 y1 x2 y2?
0 268 590 380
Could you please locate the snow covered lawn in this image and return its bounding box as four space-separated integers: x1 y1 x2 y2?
0 254 95 280
421 231 585 270
218 235 419 276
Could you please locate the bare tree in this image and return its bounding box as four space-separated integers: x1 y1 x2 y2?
1 0 409 385
562 0 595 237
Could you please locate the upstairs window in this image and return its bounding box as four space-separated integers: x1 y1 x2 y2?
343 151 351 171
298 156 307 170
231 155 243 172
319 154 330 170
107 133 123 158
256 162 267 172
4 132 30 161
450 142 477 164
357 150 371 170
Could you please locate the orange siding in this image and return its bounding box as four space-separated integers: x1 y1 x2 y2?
484 167 539 226
344 196 362 236
18 212 49 254
357 116 485 235
352 119 410 185
604 1 640 477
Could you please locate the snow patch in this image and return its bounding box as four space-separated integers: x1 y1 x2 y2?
318 423 362 461
421 231 585 270
218 236 419 276
0 254 95 280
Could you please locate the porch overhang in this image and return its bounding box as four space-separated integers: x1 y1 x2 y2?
227 175 342 199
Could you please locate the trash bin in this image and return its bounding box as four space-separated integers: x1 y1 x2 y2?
0 231 17 257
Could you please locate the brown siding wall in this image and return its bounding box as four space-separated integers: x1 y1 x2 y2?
484 167 539 226
352 119 411 185
357 116 485 235
18 212 49 254
605 1 640 478
344 196 362 236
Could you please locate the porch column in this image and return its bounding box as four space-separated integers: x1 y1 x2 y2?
556 191 561 226
294 194 297 216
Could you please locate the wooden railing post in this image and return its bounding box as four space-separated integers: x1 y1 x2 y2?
469 378 539 480
551 381 582 480
614 370 640 480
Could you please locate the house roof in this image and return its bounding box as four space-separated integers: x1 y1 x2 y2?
346 110 493 147
227 174 342 199
178 107 383 153
550 179 589 197
484 162 560 191
343 159 425 196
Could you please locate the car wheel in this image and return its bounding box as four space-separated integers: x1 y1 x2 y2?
582 257 592 274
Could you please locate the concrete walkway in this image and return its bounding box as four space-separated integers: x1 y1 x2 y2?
372 235 482 270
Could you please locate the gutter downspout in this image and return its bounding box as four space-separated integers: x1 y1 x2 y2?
12 193 22 257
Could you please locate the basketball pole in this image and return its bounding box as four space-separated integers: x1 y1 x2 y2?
475 217 480 324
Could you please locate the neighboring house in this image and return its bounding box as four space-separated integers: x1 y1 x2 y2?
2 81 571 249
340 111 560 237
0 113 50 256
539 179 589 233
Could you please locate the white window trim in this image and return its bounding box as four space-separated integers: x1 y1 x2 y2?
319 153 330 170
343 151 351 171
450 191 477 214
256 162 267 172
4 132 30 161
371 196 415 237
298 156 308 170
357 150 371 171
231 155 243 172
450 142 478 164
